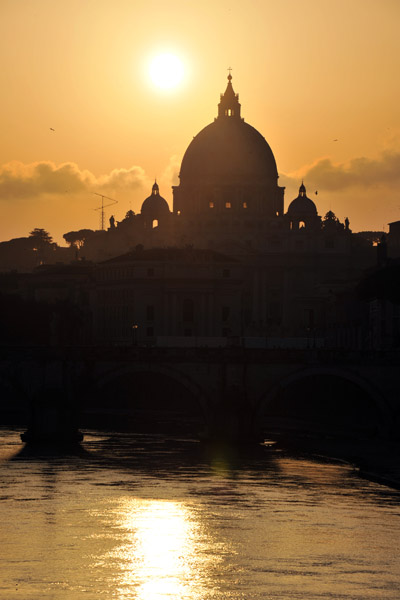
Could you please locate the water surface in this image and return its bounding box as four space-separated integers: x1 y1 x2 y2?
0 429 399 599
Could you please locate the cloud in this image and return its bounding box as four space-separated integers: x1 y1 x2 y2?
97 165 148 191
282 150 400 191
160 154 181 188
0 161 148 200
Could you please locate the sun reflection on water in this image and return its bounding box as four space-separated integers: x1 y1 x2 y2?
111 499 206 599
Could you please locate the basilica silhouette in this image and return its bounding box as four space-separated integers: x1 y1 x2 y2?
72 74 378 347
2 75 393 348
91 74 355 253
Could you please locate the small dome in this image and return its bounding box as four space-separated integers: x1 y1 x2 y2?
141 182 170 218
287 183 317 216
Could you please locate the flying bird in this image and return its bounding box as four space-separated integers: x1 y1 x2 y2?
50 128 55 131
315 191 318 195
333 138 338 141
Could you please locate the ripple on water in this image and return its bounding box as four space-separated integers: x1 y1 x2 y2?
0 429 399 600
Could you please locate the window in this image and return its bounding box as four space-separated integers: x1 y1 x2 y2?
243 202 248 209
209 201 214 208
225 202 231 209
299 221 306 229
152 219 158 228
182 298 194 322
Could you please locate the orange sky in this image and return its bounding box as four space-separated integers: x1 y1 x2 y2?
1 0 400 244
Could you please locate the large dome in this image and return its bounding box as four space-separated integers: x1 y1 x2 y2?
179 117 278 186
178 74 278 187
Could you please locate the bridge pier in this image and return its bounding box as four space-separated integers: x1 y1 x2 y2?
204 383 260 444
21 388 83 445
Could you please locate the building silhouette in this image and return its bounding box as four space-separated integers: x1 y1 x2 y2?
3 74 394 348
81 75 374 345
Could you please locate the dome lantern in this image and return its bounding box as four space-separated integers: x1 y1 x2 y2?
218 71 241 119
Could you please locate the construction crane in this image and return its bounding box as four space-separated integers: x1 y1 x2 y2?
93 193 118 231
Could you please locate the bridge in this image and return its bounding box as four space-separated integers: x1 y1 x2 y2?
0 346 399 443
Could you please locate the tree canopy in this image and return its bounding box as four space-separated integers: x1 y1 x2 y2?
29 228 53 245
63 229 95 248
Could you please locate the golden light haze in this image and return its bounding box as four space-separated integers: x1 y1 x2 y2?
1 0 400 243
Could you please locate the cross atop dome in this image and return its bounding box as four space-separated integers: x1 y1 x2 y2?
218 69 241 119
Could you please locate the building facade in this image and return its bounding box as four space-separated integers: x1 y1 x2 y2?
86 75 374 345
1 76 381 347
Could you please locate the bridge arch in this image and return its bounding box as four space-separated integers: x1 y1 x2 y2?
253 365 392 436
83 362 210 434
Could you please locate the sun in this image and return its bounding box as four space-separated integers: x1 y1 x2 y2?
149 53 184 90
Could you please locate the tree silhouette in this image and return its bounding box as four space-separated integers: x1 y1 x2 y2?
63 229 95 249
29 228 53 248
322 211 344 231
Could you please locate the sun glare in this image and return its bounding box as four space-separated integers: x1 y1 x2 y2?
149 53 184 90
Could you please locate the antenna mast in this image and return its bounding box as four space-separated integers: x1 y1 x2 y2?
93 193 118 230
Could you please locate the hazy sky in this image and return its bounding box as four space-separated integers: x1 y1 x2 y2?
1 0 400 243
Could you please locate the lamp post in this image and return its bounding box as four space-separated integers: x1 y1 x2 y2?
132 324 138 347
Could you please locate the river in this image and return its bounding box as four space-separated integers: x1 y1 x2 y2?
0 428 399 599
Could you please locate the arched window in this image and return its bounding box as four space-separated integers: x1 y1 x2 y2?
299 221 306 229
152 219 158 228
